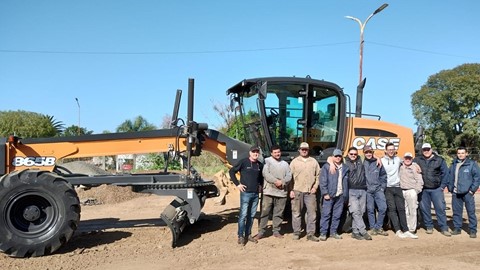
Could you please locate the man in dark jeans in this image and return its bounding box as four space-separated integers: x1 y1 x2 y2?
447 146 479 238
229 145 264 245
414 143 451 237
381 142 417 239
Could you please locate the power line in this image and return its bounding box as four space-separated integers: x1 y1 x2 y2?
0 41 355 55
0 41 478 60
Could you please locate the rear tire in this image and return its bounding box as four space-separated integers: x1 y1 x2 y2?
0 170 80 257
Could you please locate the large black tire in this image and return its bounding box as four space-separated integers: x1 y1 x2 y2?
0 170 80 257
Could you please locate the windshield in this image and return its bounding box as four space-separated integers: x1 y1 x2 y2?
230 78 343 155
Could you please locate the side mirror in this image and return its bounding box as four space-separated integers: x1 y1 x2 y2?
258 82 267 100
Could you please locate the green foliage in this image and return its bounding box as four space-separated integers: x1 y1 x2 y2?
116 115 157 132
138 153 182 171
0 110 63 138
411 63 480 152
62 125 94 136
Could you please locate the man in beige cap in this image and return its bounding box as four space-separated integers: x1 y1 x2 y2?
289 142 321 241
399 152 423 234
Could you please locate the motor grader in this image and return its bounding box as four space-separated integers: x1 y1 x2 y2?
0 78 252 258
0 76 420 258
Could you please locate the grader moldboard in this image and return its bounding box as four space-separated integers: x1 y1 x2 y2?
0 78 251 258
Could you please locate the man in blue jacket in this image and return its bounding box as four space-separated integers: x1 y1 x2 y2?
447 147 480 238
318 149 349 241
363 145 389 236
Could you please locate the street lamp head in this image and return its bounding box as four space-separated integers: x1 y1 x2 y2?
373 3 389 15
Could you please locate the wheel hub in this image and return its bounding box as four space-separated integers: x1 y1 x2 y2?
23 205 41 222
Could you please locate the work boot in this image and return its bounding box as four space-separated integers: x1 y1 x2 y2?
351 233 364 240
273 232 284 238
319 234 327 241
376 229 389 236
292 233 300 240
254 233 264 240
451 229 462 235
441 230 451 237
361 232 373 240
470 232 477 239
425 228 433 234
237 237 246 246
330 233 342 240
247 235 258 243
306 233 319 242
369 229 378 236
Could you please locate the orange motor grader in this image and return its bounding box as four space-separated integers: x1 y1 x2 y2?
0 79 251 258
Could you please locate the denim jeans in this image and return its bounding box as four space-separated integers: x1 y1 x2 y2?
366 190 387 230
419 187 448 231
348 189 367 234
385 187 408 232
258 195 287 235
320 195 344 235
238 192 259 238
291 191 317 235
452 192 477 234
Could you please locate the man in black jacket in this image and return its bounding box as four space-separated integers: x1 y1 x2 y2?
229 145 264 245
413 143 451 236
345 147 372 240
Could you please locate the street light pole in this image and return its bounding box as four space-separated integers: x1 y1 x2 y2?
75 98 81 135
346 3 388 85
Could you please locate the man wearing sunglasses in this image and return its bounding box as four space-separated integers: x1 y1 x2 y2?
413 143 451 237
344 147 372 240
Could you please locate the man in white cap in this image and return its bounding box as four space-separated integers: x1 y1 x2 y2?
413 143 451 236
289 142 321 241
399 152 423 234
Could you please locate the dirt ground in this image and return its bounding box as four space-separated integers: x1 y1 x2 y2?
1 185 480 270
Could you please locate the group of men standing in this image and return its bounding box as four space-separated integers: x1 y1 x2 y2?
229 141 479 246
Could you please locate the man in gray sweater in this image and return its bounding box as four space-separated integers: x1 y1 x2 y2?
255 145 292 239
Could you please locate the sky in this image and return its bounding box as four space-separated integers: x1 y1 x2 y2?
0 0 479 134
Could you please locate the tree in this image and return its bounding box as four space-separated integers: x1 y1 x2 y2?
411 63 480 152
116 116 157 132
0 110 64 138
62 125 94 136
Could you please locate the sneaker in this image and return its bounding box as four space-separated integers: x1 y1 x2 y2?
306 234 320 242
451 229 462 235
425 228 433 234
396 230 407 239
292 233 300 240
369 229 378 236
470 233 477 239
351 233 364 240
273 232 284 239
441 230 451 237
319 234 327 241
247 236 258 243
376 229 389 236
403 231 419 239
331 233 343 240
361 232 373 240
254 233 264 240
237 237 246 245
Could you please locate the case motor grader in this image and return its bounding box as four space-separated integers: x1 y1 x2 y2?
0 78 251 258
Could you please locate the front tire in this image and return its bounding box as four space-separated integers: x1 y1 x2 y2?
0 170 80 257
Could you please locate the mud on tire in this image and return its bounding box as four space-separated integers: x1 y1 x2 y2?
0 170 81 257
